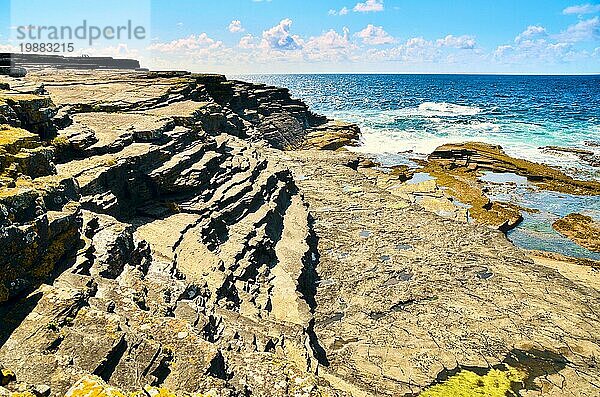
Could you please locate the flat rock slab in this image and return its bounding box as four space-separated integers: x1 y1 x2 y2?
60 112 173 154
265 148 600 396
28 70 197 111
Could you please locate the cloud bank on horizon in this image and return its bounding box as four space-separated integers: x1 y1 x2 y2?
143 0 600 74
3 0 599 74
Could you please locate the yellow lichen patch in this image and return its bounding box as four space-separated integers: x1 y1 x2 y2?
65 376 127 397
51 136 70 148
9 392 37 397
0 368 16 386
0 125 38 152
66 376 212 397
419 367 526 397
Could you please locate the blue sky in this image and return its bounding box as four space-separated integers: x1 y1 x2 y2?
1 0 599 74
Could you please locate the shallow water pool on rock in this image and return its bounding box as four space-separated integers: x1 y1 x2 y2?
480 172 600 260
405 172 435 185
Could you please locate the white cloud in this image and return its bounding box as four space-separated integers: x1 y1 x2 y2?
355 24 395 45
436 34 476 49
492 21 599 65
146 18 598 73
563 3 600 15
228 20 245 33
353 0 384 13
261 18 302 50
557 17 600 42
369 37 440 63
303 28 357 61
492 23 593 64
149 33 223 52
239 34 256 49
493 40 581 64
306 28 351 49
514 25 547 43
493 45 514 59
329 7 349 16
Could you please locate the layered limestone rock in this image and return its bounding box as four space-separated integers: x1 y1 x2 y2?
0 123 80 302
428 142 600 195
0 69 355 397
0 68 599 397
262 148 598 397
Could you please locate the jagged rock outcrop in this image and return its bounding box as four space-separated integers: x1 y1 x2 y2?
0 68 356 397
0 68 599 397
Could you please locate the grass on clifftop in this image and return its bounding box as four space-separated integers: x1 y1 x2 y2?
419 367 525 397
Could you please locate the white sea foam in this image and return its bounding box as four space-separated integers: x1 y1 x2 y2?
349 125 599 181
349 126 477 155
336 102 483 122
333 104 597 178
416 102 482 117
348 118 507 156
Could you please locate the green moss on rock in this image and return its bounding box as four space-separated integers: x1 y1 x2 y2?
419 367 525 397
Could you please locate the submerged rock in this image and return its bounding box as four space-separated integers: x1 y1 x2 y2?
553 213 600 252
541 145 600 168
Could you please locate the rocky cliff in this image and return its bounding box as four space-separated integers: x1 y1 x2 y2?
0 68 599 397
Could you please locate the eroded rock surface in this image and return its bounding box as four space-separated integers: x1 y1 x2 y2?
0 69 599 397
553 213 600 253
428 142 600 195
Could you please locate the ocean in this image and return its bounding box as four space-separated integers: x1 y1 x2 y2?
235 74 600 259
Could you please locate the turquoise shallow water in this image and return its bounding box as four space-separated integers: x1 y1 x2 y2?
235 74 600 258
479 172 600 260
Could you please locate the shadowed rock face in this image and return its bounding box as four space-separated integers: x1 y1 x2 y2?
0 69 599 397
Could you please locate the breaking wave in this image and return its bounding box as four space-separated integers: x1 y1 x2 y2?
416 102 482 117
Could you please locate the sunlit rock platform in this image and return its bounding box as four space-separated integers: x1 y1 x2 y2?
0 65 598 397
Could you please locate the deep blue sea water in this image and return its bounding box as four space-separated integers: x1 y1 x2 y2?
235 74 600 171
234 74 600 259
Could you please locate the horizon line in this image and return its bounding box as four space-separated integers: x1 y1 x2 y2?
226 72 600 76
